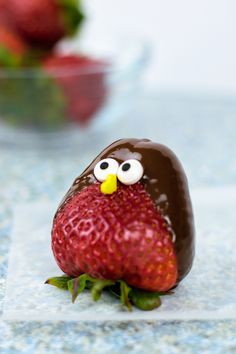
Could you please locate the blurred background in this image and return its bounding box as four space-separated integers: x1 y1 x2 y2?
0 0 235 190
85 0 236 95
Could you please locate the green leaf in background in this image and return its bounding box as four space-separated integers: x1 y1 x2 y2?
68 274 115 303
0 46 21 68
0 71 67 130
91 279 115 301
119 280 132 311
58 0 85 36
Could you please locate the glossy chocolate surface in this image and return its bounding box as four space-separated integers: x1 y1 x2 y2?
57 138 195 283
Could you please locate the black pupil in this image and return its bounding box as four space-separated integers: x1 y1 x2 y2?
100 162 109 170
122 163 131 172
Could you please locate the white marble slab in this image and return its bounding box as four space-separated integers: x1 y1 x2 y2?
3 186 236 321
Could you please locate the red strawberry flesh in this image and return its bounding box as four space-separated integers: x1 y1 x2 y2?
52 182 178 292
43 55 108 125
0 25 26 56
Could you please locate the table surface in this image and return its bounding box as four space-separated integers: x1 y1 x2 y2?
0 93 236 354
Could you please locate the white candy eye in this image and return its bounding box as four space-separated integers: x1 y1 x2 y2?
117 159 144 185
94 158 119 182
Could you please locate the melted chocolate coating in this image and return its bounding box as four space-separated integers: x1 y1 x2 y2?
57 138 195 284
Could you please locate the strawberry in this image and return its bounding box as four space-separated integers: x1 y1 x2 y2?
0 0 11 26
7 0 84 48
0 25 27 67
49 182 177 310
43 54 108 125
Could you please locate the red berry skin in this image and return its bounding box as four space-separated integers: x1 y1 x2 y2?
0 25 27 66
0 25 26 54
0 0 11 26
52 182 178 292
43 55 108 125
8 0 66 48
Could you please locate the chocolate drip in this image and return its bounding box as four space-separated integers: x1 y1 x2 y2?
57 138 195 283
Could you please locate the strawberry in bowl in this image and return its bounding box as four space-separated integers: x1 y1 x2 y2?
42 54 108 126
7 0 84 48
0 0 147 147
0 24 27 67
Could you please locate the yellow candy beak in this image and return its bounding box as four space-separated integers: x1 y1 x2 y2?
100 174 117 195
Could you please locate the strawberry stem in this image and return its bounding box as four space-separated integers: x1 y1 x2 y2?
68 274 94 303
45 275 73 290
118 280 132 311
91 279 115 301
67 274 115 303
45 274 174 311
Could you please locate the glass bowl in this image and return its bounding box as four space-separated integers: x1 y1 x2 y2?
0 36 149 149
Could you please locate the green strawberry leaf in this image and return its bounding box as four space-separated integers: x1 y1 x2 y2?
68 274 115 302
0 46 21 68
57 0 85 36
68 274 92 303
45 275 73 290
91 279 115 301
46 273 175 311
129 289 162 311
118 280 132 311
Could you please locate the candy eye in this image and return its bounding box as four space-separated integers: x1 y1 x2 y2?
117 159 144 185
94 158 119 182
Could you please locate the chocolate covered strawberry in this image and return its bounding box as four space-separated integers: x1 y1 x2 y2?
43 54 108 125
7 0 84 48
47 139 195 310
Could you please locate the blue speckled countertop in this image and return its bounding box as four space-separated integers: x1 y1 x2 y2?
0 93 236 353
